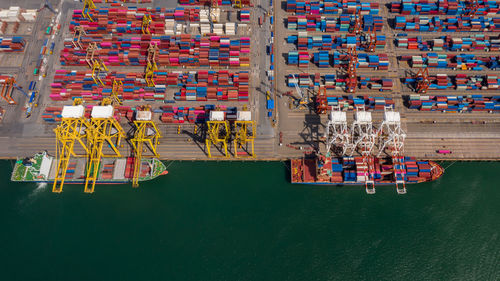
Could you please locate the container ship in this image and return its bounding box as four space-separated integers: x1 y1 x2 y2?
11 152 167 184
291 154 443 187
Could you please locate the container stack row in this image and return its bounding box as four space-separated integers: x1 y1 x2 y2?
158 105 240 124
324 96 395 110
404 74 500 91
173 71 249 101
393 15 500 32
288 73 393 91
288 51 389 69
288 33 386 50
286 0 380 15
402 53 499 70
70 7 202 35
396 35 500 51
49 70 249 102
92 0 153 3
178 0 234 5
390 0 500 16
0 36 24 52
60 35 250 67
406 95 500 112
287 15 383 32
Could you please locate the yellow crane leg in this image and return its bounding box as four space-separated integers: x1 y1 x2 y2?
84 141 103 193
52 141 74 193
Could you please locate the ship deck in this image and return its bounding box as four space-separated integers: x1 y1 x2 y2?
11 152 165 183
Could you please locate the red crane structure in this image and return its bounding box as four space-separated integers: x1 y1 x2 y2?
351 9 362 35
415 67 430 94
466 0 479 18
316 86 328 114
346 47 358 93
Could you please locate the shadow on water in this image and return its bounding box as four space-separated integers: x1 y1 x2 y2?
282 160 291 183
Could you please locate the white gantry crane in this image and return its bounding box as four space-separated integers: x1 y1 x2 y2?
377 106 407 194
324 106 351 156
350 107 377 194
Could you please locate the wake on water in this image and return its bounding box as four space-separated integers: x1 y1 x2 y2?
18 183 47 206
36 182 48 190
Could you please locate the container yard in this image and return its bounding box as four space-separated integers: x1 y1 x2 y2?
0 0 500 192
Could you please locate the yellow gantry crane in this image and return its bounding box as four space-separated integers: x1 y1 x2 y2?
130 105 161 187
111 79 123 105
85 42 108 86
142 14 152 34
52 98 90 193
233 108 256 158
206 110 230 158
83 0 96 22
72 26 86 49
232 0 242 9
84 98 125 193
145 42 158 87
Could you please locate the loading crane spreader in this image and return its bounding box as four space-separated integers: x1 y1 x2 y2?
206 110 230 158
130 105 161 188
84 98 125 193
52 98 90 193
233 108 256 158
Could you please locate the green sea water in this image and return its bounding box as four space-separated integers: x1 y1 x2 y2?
0 160 499 281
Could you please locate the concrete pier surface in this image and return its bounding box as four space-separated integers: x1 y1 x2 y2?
0 0 499 162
